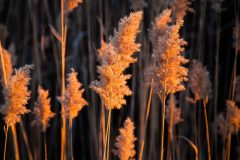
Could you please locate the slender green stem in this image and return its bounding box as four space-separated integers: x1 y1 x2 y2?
203 99 211 160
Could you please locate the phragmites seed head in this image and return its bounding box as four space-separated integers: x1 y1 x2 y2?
149 9 172 44
189 59 212 101
146 15 188 99
171 0 193 20
235 76 240 102
0 45 13 84
32 86 55 131
58 69 88 125
0 65 33 127
90 11 143 109
226 100 240 134
65 0 83 13
166 94 183 125
113 117 137 160
215 113 226 136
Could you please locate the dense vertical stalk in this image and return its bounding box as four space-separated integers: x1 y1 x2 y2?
3 125 8 160
44 132 47 160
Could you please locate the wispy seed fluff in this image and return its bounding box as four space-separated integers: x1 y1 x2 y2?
171 0 193 20
0 65 33 127
58 69 88 126
226 100 240 134
146 12 188 99
0 44 13 84
90 11 143 109
166 94 183 125
32 86 55 131
65 0 83 13
113 117 137 160
189 59 212 102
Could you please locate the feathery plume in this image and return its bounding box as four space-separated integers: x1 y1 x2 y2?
32 86 55 131
113 117 137 160
226 100 240 134
0 65 33 127
166 95 183 125
90 11 143 109
215 113 226 136
65 0 83 13
189 59 212 102
171 0 193 20
147 18 188 99
149 9 172 45
58 69 88 125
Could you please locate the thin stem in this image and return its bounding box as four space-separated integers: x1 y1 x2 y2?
0 42 7 86
226 132 232 160
139 79 153 160
61 0 66 159
103 108 112 160
160 95 166 160
3 125 8 160
20 121 33 160
44 132 47 160
12 125 20 160
167 96 174 160
70 120 73 160
203 99 211 160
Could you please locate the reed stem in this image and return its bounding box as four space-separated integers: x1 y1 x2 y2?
12 125 20 160
44 132 47 160
203 99 211 160
160 95 166 160
139 80 153 160
3 125 8 160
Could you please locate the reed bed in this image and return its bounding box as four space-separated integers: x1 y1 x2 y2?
0 0 239 160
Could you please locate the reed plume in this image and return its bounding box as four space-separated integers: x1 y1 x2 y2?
189 59 212 102
226 100 240 134
65 0 83 13
0 65 33 127
171 0 193 20
58 68 88 127
32 86 55 132
147 10 188 160
113 117 137 160
90 11 143 109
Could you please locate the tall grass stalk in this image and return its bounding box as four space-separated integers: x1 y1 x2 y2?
61 0 66 159
226 132 232 160
139 79 153 160
12 125 20 160
203 99 211 160
159 94 166 160
3 125 8 160
103 108 112 160
44 132 47 160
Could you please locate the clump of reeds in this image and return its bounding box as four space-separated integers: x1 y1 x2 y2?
189 59 212 160
113 117 137 160
90 11 142 160
147 9 188 160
